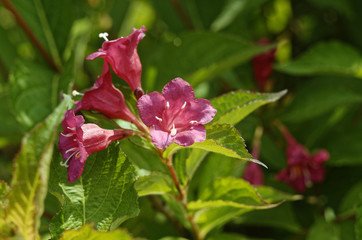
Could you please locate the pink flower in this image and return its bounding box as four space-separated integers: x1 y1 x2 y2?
137 78 217 149
87 26 146 96
252 39 276 91
74 62 138 125
243 162 264 186
58 110 132 182
276 126 329 192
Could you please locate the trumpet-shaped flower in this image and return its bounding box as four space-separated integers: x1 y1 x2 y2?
86 26 146 95
252 39 276 91
244 162 264 186
74 62 138 125
137 78 216 149
276 126 329 192
58 110 132 182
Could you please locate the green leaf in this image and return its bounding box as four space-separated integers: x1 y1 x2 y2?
237 203 302 233
5 95 72 240
255 186 303 203
207 233 248 240
275 41 362 78
9 61 57 131
357 200 362 240
211 90 287 125
188 177 279 238
135 171 177 196
281 77 362 123
0 181 12 237
59 224 134 240
164 124 265 167
49 142 139 239
148 32 277 90
306 218 339 240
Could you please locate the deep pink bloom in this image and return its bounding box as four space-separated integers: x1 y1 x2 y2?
74 62 138 124
243 162 264 186
252 39 276 91
276 126 329 192
87 26 146 94
58 110 132 182
137 78 217 149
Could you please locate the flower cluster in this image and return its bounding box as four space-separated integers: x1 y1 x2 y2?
58 26 216 182
276 126 329 192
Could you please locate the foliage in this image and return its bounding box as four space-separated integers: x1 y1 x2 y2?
0 0 361 239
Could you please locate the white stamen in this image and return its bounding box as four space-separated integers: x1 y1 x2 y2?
65 147 78 154
166 101 170 109
181 101 187 109
73 139 77 141
155 116 163 122
60 150 79 168
72 90 84 96
170 124 177 136
98 32 109 41
61 132 74 137
190 120 198 124
67 127 76 131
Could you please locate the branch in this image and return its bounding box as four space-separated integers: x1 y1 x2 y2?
169 0 195 30
1 0 61 72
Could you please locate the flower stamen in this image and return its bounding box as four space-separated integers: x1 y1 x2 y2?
65 147 78 154
98 32 109 41
190 120 198 124
170 124 177 136
166 101 170 109
155 116 163 122
61 132 74 137
181 101 187 109
72 90 84 96
60 150 79 168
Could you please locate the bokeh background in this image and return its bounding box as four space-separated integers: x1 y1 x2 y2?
1 0 362 239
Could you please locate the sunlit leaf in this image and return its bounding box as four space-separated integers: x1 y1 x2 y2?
5 95 72 240
188 177 279 238
135 171 177 196
164 124 265 167
49 143 139 239
211 90 287 125
59 224 134 240
275 41 362 78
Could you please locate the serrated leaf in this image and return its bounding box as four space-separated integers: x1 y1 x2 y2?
59 224 134 240
275 41 362 78
149 32 277 90
255 186 303 203
164 124 265 167
49 142 139 239
5 95 72 240
9 61 57 131
211 90 287 125
135 171 177 196
188 177 279 238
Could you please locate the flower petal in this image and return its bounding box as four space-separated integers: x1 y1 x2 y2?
67 146 88 182
149 125 174 149
312 149 329 163
174 125 206 147
75 63 137 123
175 98 216 126
162 78 195 110
137 92 166 126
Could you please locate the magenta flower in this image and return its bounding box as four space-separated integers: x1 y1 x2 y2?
74 62 139 126
86 26 146 96
137 78 217 149
252 39 276 91
58 110 132 182
276 126 329 192
243 162 264 186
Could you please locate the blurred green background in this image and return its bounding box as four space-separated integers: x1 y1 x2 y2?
1 0 362 239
